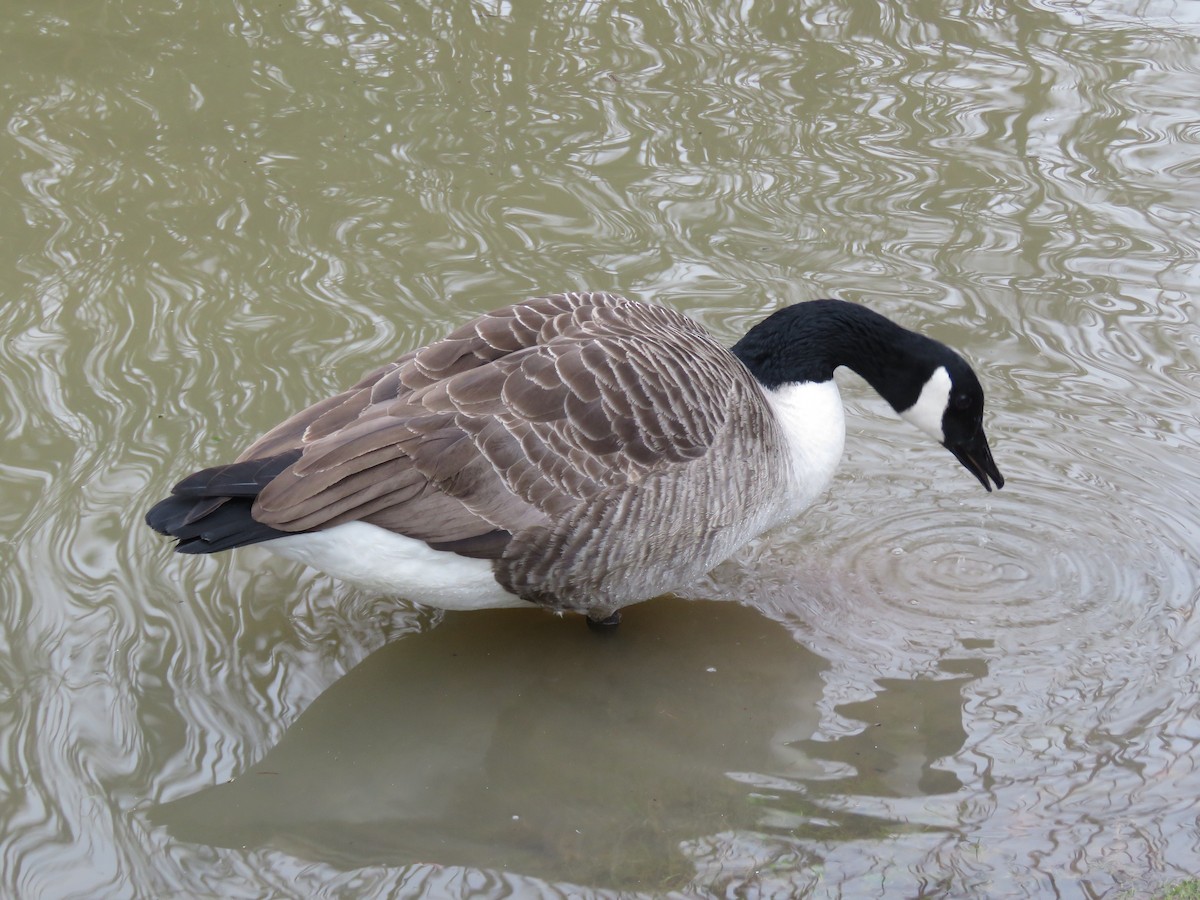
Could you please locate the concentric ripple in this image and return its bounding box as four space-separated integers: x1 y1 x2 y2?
700 387 1200 699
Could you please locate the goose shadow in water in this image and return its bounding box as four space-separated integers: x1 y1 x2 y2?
150 599 979 887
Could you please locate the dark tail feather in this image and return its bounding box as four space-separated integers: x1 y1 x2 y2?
145 450 302 554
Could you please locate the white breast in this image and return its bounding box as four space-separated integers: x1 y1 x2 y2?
760 380 846 526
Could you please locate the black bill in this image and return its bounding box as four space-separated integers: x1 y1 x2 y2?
946 430 1004 492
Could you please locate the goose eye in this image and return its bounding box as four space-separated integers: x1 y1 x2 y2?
950 393 972 411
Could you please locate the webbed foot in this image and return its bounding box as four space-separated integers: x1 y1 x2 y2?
585 611 621 632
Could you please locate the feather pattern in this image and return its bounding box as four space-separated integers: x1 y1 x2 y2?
230 292 798 613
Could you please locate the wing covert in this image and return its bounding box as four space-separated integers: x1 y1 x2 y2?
245 293 748 556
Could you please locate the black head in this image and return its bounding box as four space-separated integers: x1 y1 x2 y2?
893 346 1004 492
732 299 1004 492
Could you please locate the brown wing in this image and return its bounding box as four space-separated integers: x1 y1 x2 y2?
244 293 744 565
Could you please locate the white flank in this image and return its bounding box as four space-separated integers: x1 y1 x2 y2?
263 521 528 611
900 365 951 442
761 380 846 525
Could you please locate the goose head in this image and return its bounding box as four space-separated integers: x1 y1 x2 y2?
895 351 1005 492
731 299 1004 492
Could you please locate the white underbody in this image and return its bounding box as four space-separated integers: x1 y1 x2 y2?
260 379 847 613
265 522 528 611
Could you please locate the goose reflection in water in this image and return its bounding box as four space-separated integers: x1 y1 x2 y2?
150 598 984 889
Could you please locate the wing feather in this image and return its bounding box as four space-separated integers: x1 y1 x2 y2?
239 294 753 586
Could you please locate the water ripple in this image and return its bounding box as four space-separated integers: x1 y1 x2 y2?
3 0 1200 897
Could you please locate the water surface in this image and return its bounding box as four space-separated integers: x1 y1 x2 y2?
3 0 1200 896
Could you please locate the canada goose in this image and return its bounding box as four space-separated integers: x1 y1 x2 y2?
146 292 1003 629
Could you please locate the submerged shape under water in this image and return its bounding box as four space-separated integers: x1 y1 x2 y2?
150 599 982 891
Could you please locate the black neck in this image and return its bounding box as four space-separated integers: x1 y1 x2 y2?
730 299 946 412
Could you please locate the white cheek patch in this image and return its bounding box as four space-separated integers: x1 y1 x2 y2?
900 365 951 442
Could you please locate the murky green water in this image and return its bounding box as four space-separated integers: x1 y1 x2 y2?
4 1 1200 896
